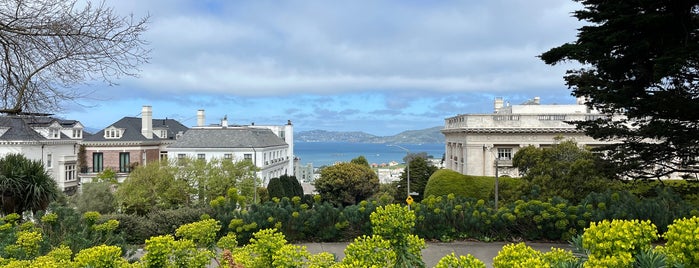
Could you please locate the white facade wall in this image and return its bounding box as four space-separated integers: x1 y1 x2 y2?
251 123 294 174
443 98 617 177
0 142 79 192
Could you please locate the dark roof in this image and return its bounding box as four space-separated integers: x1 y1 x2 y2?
169 128 287 148
0 115 79 141
82 117 188 142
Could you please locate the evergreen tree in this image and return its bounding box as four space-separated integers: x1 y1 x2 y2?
541 0 699 179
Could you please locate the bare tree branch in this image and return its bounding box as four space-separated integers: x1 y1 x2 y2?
0 0 150 114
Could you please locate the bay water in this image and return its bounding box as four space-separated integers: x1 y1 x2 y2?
294 142 445 167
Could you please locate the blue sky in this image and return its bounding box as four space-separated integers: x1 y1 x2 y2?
59 0 585 136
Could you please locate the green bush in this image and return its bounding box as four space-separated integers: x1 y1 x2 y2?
424 169 492 200
662 216 699 266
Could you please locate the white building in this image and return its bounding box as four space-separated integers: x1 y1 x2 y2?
0 115 84 194
442 97 617 177
168 112 292 186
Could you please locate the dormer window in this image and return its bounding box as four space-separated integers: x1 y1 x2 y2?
49 128 60 139
104 127 123 139
72 129 83 139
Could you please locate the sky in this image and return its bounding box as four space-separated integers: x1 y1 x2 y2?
59 0 587 136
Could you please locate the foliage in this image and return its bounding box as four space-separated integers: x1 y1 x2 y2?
0 0 149 114
341 235 396 267
175 219 221 250
493 243 545 268
73 244 129 268
435 252 486 268
512 140 615 203
540 0 699 179
369 204 425 268
116 160 190 215
582 219 658 267
74 181 117 214
0 153 59 216
662 216 699 266
267 174 304 200
394 155 438 203
176 157 259 206
423 169 492 201
141 235 214 268
350 155 370 167
315 162 379 206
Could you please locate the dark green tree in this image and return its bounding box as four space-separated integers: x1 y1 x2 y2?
267 174 303 199
395 155 438 203
74 182 116 214
0 153 59 216
315 162 379 206
350 155 370 168
540 0 699 179
512 139 615 203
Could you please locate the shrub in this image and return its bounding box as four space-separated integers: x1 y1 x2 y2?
424 169 492 200
662 216 699 266
435 252 486 268
582 219 658 267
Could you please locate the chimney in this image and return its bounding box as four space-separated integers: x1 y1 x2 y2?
197 109 205 127
494 97 504 113
221 115 228 128
141 105 153 139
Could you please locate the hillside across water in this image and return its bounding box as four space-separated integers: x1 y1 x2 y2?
295 126 444 144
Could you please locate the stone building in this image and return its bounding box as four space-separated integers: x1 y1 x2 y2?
442 97 617 177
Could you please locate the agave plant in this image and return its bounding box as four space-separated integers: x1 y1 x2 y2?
0 153 58 216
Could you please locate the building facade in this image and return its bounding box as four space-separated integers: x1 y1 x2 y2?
167 127 290 186
80 106 188 182
0 115 84 193
442 97 617 177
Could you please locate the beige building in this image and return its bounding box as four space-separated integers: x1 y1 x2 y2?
442 97 617 177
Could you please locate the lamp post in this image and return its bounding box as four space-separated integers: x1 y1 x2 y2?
494 157 499 210
251 146 257 205
388 144 411 209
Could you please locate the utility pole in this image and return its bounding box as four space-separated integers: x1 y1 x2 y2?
389 144 411 210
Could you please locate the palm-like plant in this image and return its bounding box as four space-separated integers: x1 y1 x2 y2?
0 153 58 216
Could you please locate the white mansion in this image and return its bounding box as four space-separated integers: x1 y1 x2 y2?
442 97 617 177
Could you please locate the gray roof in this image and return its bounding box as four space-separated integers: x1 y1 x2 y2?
82 117 188 142
169 127 287 148
0 115 78 141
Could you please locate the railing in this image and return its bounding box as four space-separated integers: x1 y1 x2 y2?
443 113 608 130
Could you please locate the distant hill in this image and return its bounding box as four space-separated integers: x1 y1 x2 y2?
295 126 444 144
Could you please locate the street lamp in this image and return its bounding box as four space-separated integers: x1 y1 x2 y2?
388 144 411 209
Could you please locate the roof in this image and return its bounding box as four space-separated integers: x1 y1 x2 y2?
0 115 79 141
169 127 287 148
82 117 188 142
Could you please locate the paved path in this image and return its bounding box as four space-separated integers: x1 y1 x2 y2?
299 241 570 268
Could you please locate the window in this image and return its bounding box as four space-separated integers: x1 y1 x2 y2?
119 152 130 173
72 129 82 138
49 128 60 139
177 154 186 159
497 148 513 160
46 154 52 168
279 130 285 139
93 153 103 172
224 153 233 159
104 128 122 139
197 153 205 160
65 164 76 181
244 153 252 160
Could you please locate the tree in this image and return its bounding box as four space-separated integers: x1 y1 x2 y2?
175 157 258 205
267 174 303 199
115 161 191 215
0 153 59 215
314 162 379 206
512 139 615 203
73 181 116 214
394 155 438 203
350 155 370 168
0 0 149 114
540 0 699 179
